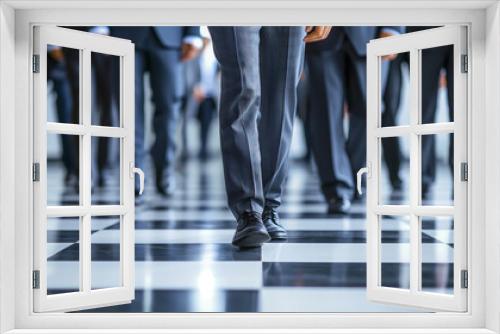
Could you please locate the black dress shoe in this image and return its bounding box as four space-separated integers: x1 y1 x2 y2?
422 183 431 201
391 178 403 191
352 191 364 203
262 208 287 240
97 174 106 188
155 169 174 197
156 181 173 197
232 212 270 248
198 149 209 161
327 197 351 215
135 194 144 206
64 172 78 189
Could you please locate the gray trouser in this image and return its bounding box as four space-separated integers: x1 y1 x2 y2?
134 33 182 181
306 41 389 200
209 26 305 218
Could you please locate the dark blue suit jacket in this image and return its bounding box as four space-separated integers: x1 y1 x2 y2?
307 26 405 56
110 26 200 49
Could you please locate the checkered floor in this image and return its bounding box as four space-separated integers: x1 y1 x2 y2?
45 157 454 312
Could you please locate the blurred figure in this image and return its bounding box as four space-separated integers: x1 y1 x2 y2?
110 26 202 196
179 44 201 162
381 52 405 191
63 26 115 187
47 45 77 185
208 26 332 248
61 34 82 176
306 26 403 214
64 27 121 188
192 27 220 160
296 65 313 163
407 27 454 199
88 27 117 187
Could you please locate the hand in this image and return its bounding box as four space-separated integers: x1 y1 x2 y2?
49 48 64 62
180 43 200 62
193 85 206 103
304 26 332 43
378 31 397 61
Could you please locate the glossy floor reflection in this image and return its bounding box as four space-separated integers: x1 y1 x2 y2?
46 158 454 312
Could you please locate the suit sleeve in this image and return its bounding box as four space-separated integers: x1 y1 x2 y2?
183 26 201 38
378 26 405 36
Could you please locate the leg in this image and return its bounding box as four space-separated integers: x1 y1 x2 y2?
259 26 305 209
307 48 353 202
179 95 189 162
296 65 312 161
148 46 183 193
381 55 404 189
209 26 264 218
197 97 216 159
49 59 76 177
93 53 115 184
62 48 81 177
421 47 448 193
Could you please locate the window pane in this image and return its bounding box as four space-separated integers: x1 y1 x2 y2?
91 216 122 290
379 136 409 205
420 216 454 294
380 51 410 127
47 217 80 295
47 45 79 124
91 137 121 205
420 133 454 205
380 215 410 289
420 45 454 125
91 52 120 127
47 133 80 206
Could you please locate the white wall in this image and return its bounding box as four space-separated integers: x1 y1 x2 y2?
0 2 17 333
485 2 500 333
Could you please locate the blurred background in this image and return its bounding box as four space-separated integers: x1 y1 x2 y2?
45 26 455 313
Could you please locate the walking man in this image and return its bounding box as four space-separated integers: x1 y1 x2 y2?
306 26 403 214
110 26 202 196
208 26 331 248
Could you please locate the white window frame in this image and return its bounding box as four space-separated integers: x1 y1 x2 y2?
366 26 468 312
0 1 498 333
32 26 136 312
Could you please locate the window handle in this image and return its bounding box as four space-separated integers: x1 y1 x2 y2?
130 162 145 195
356 163 371 195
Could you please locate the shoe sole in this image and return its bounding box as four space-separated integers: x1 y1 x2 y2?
328 207 350 215
269 232 288 240
329 210 349 215
233 231 270 248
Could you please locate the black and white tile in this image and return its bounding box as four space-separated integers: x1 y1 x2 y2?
46 158 454 313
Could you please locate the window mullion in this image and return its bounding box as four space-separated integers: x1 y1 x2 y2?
409 48 421 293
80 48 92 293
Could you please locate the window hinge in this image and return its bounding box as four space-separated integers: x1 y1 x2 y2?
461 54 468 73
33 163 40 182
461 270 468 289
32 54 40 73
460 162 468 182
32 270 40 289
